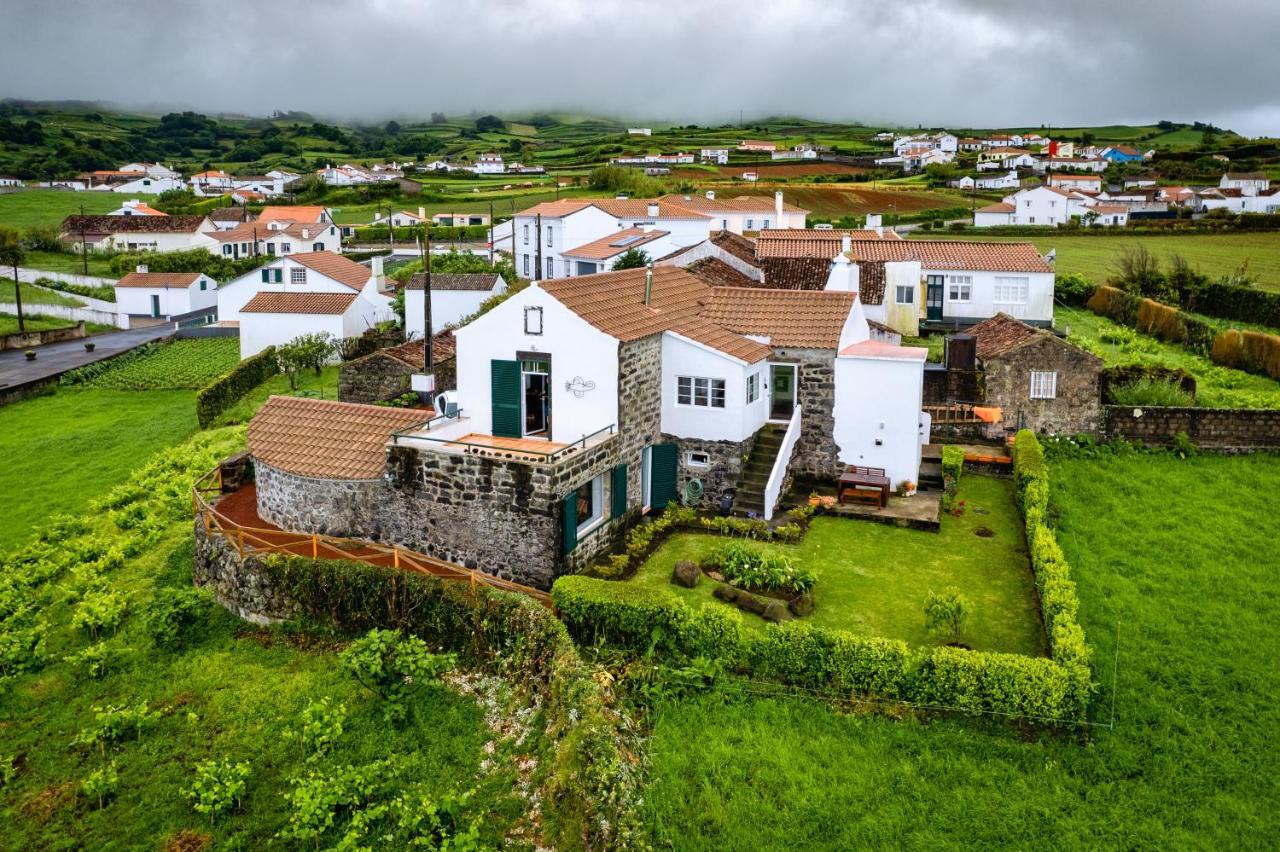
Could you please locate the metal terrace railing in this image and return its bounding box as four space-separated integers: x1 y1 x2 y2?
192 467 552 607
389 413 618 465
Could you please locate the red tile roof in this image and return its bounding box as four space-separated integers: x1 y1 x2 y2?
845 239 1052 273
248 396 426 479
241 292 359 314
703 287 858 349
291 252 371 290
562 227 669 260
115 272 202 288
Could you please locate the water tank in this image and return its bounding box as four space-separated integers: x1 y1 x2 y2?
434 390 459 417
945 334 976 371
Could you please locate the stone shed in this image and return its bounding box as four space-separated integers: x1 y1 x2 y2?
967 312 1103 435
339 332 457 404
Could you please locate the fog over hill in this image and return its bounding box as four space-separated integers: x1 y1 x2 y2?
1 0 1278 136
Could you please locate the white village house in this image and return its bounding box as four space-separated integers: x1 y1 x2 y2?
217 251 394 358
974 186 1114 228
403 271 507 333
207 206 341 259
59 214 218 252
114 267 218 320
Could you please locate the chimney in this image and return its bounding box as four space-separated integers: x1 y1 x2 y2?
136 263 148 274
372 255 385 283
841 234 852 254
705 190 715 200
302 228 310 240
418 206 426 218
647 202 659 217
644 264 653 306
775 190 784 218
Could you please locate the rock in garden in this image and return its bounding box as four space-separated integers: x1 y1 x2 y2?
763 600 793 623
736 592 767 615
672 560 700 588
712 583 740 603
788 592 815 617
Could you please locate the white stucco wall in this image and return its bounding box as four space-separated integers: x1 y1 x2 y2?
404 284 500 334
659 333 764 443
217 258 368 324
115 275 217 317
240 312 345 359
452 285 620 443
833 354 924 488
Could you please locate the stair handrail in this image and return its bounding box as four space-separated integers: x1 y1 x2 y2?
762 404 803 521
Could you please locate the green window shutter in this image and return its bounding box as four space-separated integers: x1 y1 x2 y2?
562 491 578 554
611 463 628 519
274 268 283 283
260 269 269 283
490 359 522 438
649 443 678 510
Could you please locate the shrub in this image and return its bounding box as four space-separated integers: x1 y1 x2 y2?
701 541 815 595
277 333 335 389
143 587 210 649
63 641 122 680
184 758 250 822
74 702 160 753
285 696 346 762
1108 377 1195 407
340 629 454 724
924 589 971 645
195 345 280 427
1055 272 1094 305
71 589 128 639
81 761 119 809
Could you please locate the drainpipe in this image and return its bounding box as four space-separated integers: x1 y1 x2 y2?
644 263 653 306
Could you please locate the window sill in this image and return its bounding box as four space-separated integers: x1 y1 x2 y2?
576 515 609 542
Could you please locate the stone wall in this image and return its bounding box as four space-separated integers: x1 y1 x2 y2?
922 364 982 405
339 353 456 405
1 320 86 350
984 336 1103 435
193 518 298 625
773 347 841 478
668 434 753 509
1102 406 1280 450
255 462 390 538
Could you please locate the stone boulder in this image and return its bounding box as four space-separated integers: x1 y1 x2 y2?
788 591 815 617
712 583 740 603
672 560 700 588
763 600 793 623
735 592 767 615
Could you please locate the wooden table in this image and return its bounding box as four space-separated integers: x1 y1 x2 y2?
839 467 890 508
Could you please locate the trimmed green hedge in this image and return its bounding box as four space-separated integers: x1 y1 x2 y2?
256 555 642 851
195 346 279 428
349 224 489 242
941 445 964 481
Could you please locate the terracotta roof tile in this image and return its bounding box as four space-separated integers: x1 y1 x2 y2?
759 257 833 291
703 287 857 349
248 396 426 479
291 252 371 290
539 266 710 342
241 292 358 314
965 313 1043 360
405 273 503 292
755 228 901 259
258 205 329 224
379 331 457 367
60 214 208 235
669 317 770 363
561 228 669 260
682 257 758 288
977 202 1015 213
847 239 1052 273
115 272 202 288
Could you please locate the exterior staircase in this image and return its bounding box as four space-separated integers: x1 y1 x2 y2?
918 445 944 491
732 424 787 516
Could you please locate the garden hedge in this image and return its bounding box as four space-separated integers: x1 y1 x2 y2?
258 554 643 851
941 446 965 482
195 345 280 427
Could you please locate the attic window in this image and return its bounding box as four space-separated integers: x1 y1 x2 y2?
524 306 543 335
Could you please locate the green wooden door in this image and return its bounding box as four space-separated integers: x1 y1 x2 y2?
562 491 578 554
491 359 521 438
649 443 678 510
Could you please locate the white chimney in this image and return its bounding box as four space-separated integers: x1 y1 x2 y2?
302 228 310 240
705 190 715 200
647 202 659 217
824 254 859 296
136 263 148 274
841 234 852 254
372 255 385 283
418 206 426 219
865 213 882 229
775 190 784 218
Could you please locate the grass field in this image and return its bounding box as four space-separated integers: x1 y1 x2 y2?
641 452 1280 849
0 388 197 550
628 476 1044 655
0 313 114 335
1056 305 1280 408
0 190 126 229
20 250 117 278
0 277 84 307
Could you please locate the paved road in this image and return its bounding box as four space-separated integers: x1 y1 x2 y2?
0 324 172 394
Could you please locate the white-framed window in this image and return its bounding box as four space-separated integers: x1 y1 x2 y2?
948 275 972 302
522 224 529 245
545 257 554 279
290 268 306 285
676 376 726 408
746 372 760 404
222 245 232 256
1030 371 1058 399
524 305 543 335
280 242 292 254
522 255 530 276
545 226 553 247
895 284 915 305
745 218 754 230
994 276 1029 304
574 475 605 536
687 451 711 467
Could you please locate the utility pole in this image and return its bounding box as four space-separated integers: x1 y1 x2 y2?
535 212 543 281
420 224 433 375
488 199 494 267
78 205 88 276
10 254 24 334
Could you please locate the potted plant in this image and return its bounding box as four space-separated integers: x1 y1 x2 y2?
84 341 96 352
898 480 917 497
24 349 36 361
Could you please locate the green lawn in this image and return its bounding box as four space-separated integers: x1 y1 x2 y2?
0 189 125 229
211 365 341 425
1057 305 1280 408
0 388 197 551
641 451 1280 849
21 250 118 278
629 475 1045 656
0 313 114 336
0 277 85 307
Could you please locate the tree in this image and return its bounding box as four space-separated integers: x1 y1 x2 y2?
924 589 971 645
430 112 447 124
612 248 651 270
276 332 335 389
474 115 505 133
384 120 401 136
0 226 25 333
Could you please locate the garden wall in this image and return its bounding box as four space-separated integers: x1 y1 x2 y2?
0 320 86 350
1102 406 1280 450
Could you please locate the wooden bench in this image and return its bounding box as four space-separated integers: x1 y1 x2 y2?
839 486 884 507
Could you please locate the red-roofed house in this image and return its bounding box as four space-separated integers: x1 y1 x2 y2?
114 266 218 319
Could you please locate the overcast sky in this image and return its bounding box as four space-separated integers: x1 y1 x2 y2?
3 0 1277 136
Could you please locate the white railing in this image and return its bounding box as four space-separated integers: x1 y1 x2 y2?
763 404 802 521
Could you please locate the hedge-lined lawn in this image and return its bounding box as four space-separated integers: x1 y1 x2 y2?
0 388 197 551
1057 305 1280 408
0 189 125 229
628 475 1045 656
72 338 241 390
640 452 1280 849
210 365 341 425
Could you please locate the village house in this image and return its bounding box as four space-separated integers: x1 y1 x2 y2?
738 140 777 152
473 153 505 174
612 152 696 166
119 163 181 181
1034 156 1108 174
243 264 927 589
1100 145 1148 163
58 213 218 252
627 128 652 136
1220 172 1271 194
1048 173 1102 193
374 208 427 228
113 266 218 321
107 199 166 216
658 191 808 233
433 211 490 227
974 185 1115 228
978 148 1038 171
109 174 185 195
208 205 340 259
403 271 508 332
1196 185 1280 215
0 175 24 187
952 171 1021 191
700 148 729 164
217 251 394 357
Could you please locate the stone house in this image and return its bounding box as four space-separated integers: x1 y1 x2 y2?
244 265 928 589
966 313 1103 435
338 333 456 404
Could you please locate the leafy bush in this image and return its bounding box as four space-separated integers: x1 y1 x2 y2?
924 589 971 645
1108 377 1195 407
143 587 210 649
71 588 128 639
195 345 280 427
108 247 267 282
285 696 346 762
74 702 160 753
1054 272 1094 305
340 629 454 724
277 333 335 390
702 541 815 595
63 640 123 680
184 758 250 822
81 761 119 809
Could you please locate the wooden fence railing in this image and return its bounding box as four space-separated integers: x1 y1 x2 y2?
924 402 986 424
192 467 553 607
